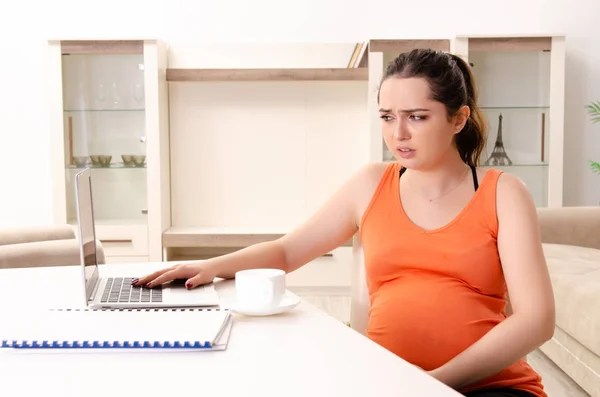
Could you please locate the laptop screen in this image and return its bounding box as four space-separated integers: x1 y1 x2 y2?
74 169 99 302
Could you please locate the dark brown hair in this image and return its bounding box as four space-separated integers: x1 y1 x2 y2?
378 48 487 167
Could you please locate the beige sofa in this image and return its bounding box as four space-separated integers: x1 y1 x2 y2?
0 224 105 269
536 206 600 397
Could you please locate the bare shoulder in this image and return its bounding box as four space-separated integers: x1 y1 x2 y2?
352 162 392 222
495 172 536 205
369 161 391 176
494 171 539 225
353 161 390 187
323 161 390 226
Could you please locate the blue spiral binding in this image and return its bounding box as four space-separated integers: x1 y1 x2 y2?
1 339 213 349
1 308 227 349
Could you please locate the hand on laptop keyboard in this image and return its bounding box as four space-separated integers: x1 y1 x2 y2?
131 261 217 290
102 277 162 303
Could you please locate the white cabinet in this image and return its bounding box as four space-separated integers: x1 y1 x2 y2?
48 39 171 263
453 35 566 207
48 35 566 280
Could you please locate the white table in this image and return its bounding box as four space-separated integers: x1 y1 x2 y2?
0 262 461 397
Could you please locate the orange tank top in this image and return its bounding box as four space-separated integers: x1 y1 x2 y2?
359 162 546 397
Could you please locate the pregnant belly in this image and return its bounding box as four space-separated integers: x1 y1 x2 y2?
367 274 506 370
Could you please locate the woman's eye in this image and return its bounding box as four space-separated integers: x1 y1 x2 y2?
380 115 393 121
410 115 426 121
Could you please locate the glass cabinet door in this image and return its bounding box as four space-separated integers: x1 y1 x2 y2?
464 36 559 207
61 46 148 226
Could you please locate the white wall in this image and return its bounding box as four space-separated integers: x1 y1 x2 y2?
1 0 599 227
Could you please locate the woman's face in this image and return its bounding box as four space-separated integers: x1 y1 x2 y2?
378 76 469 170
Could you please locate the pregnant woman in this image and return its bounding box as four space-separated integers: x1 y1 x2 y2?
134 48 555 397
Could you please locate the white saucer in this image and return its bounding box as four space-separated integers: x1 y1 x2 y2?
230 295 301 316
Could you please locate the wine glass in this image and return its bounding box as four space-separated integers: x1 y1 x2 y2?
133 82 144 106
96 82 106 107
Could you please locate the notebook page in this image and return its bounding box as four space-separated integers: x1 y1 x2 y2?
0 309 230 347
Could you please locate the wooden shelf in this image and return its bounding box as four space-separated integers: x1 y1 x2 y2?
59 40 144 55
166 68 368 82
369 39 450 53
162 227 353 248
467 37 552 52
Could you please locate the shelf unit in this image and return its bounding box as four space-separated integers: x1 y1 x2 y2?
159 42 369 293
48 35 566 272
164 41 369 83
163 227 353 260
453 34 565 207
164 44 368 243
48 39 171 263
166 68 368 82
46 36 566 322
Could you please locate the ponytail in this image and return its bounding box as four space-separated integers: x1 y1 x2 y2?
449 54 487 168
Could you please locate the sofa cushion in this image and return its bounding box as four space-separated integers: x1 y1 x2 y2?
543 243 600 357
540 325 600 396
0 225 75 246
537 206 600 250
0 239 104 269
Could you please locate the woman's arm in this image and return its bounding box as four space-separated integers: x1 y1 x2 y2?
428 173 556 390
135 163 385 287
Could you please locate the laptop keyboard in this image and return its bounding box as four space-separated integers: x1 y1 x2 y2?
100 277 163 304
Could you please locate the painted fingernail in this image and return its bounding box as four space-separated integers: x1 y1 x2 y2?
131 278 139 285
146 282 152 288
185 282 192 289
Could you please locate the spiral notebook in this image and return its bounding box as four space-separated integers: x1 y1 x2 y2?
0 308 232 351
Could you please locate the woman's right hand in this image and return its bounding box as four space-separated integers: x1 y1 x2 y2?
131 261 217 290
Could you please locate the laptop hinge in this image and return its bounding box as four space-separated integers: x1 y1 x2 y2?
88 277 102 303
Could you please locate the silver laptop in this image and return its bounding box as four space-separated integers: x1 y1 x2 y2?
74 168 221 309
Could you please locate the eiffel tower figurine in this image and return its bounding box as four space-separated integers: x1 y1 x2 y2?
484 113 512 166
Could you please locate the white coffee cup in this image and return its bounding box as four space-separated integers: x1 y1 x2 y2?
235 268 286 311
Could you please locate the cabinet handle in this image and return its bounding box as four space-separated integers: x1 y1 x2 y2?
141 209 148 214
100 239 133 243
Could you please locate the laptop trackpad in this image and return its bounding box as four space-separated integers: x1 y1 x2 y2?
162 282 220 305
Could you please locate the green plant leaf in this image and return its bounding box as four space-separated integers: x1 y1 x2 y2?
586 101 600 123
590 161 600 175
